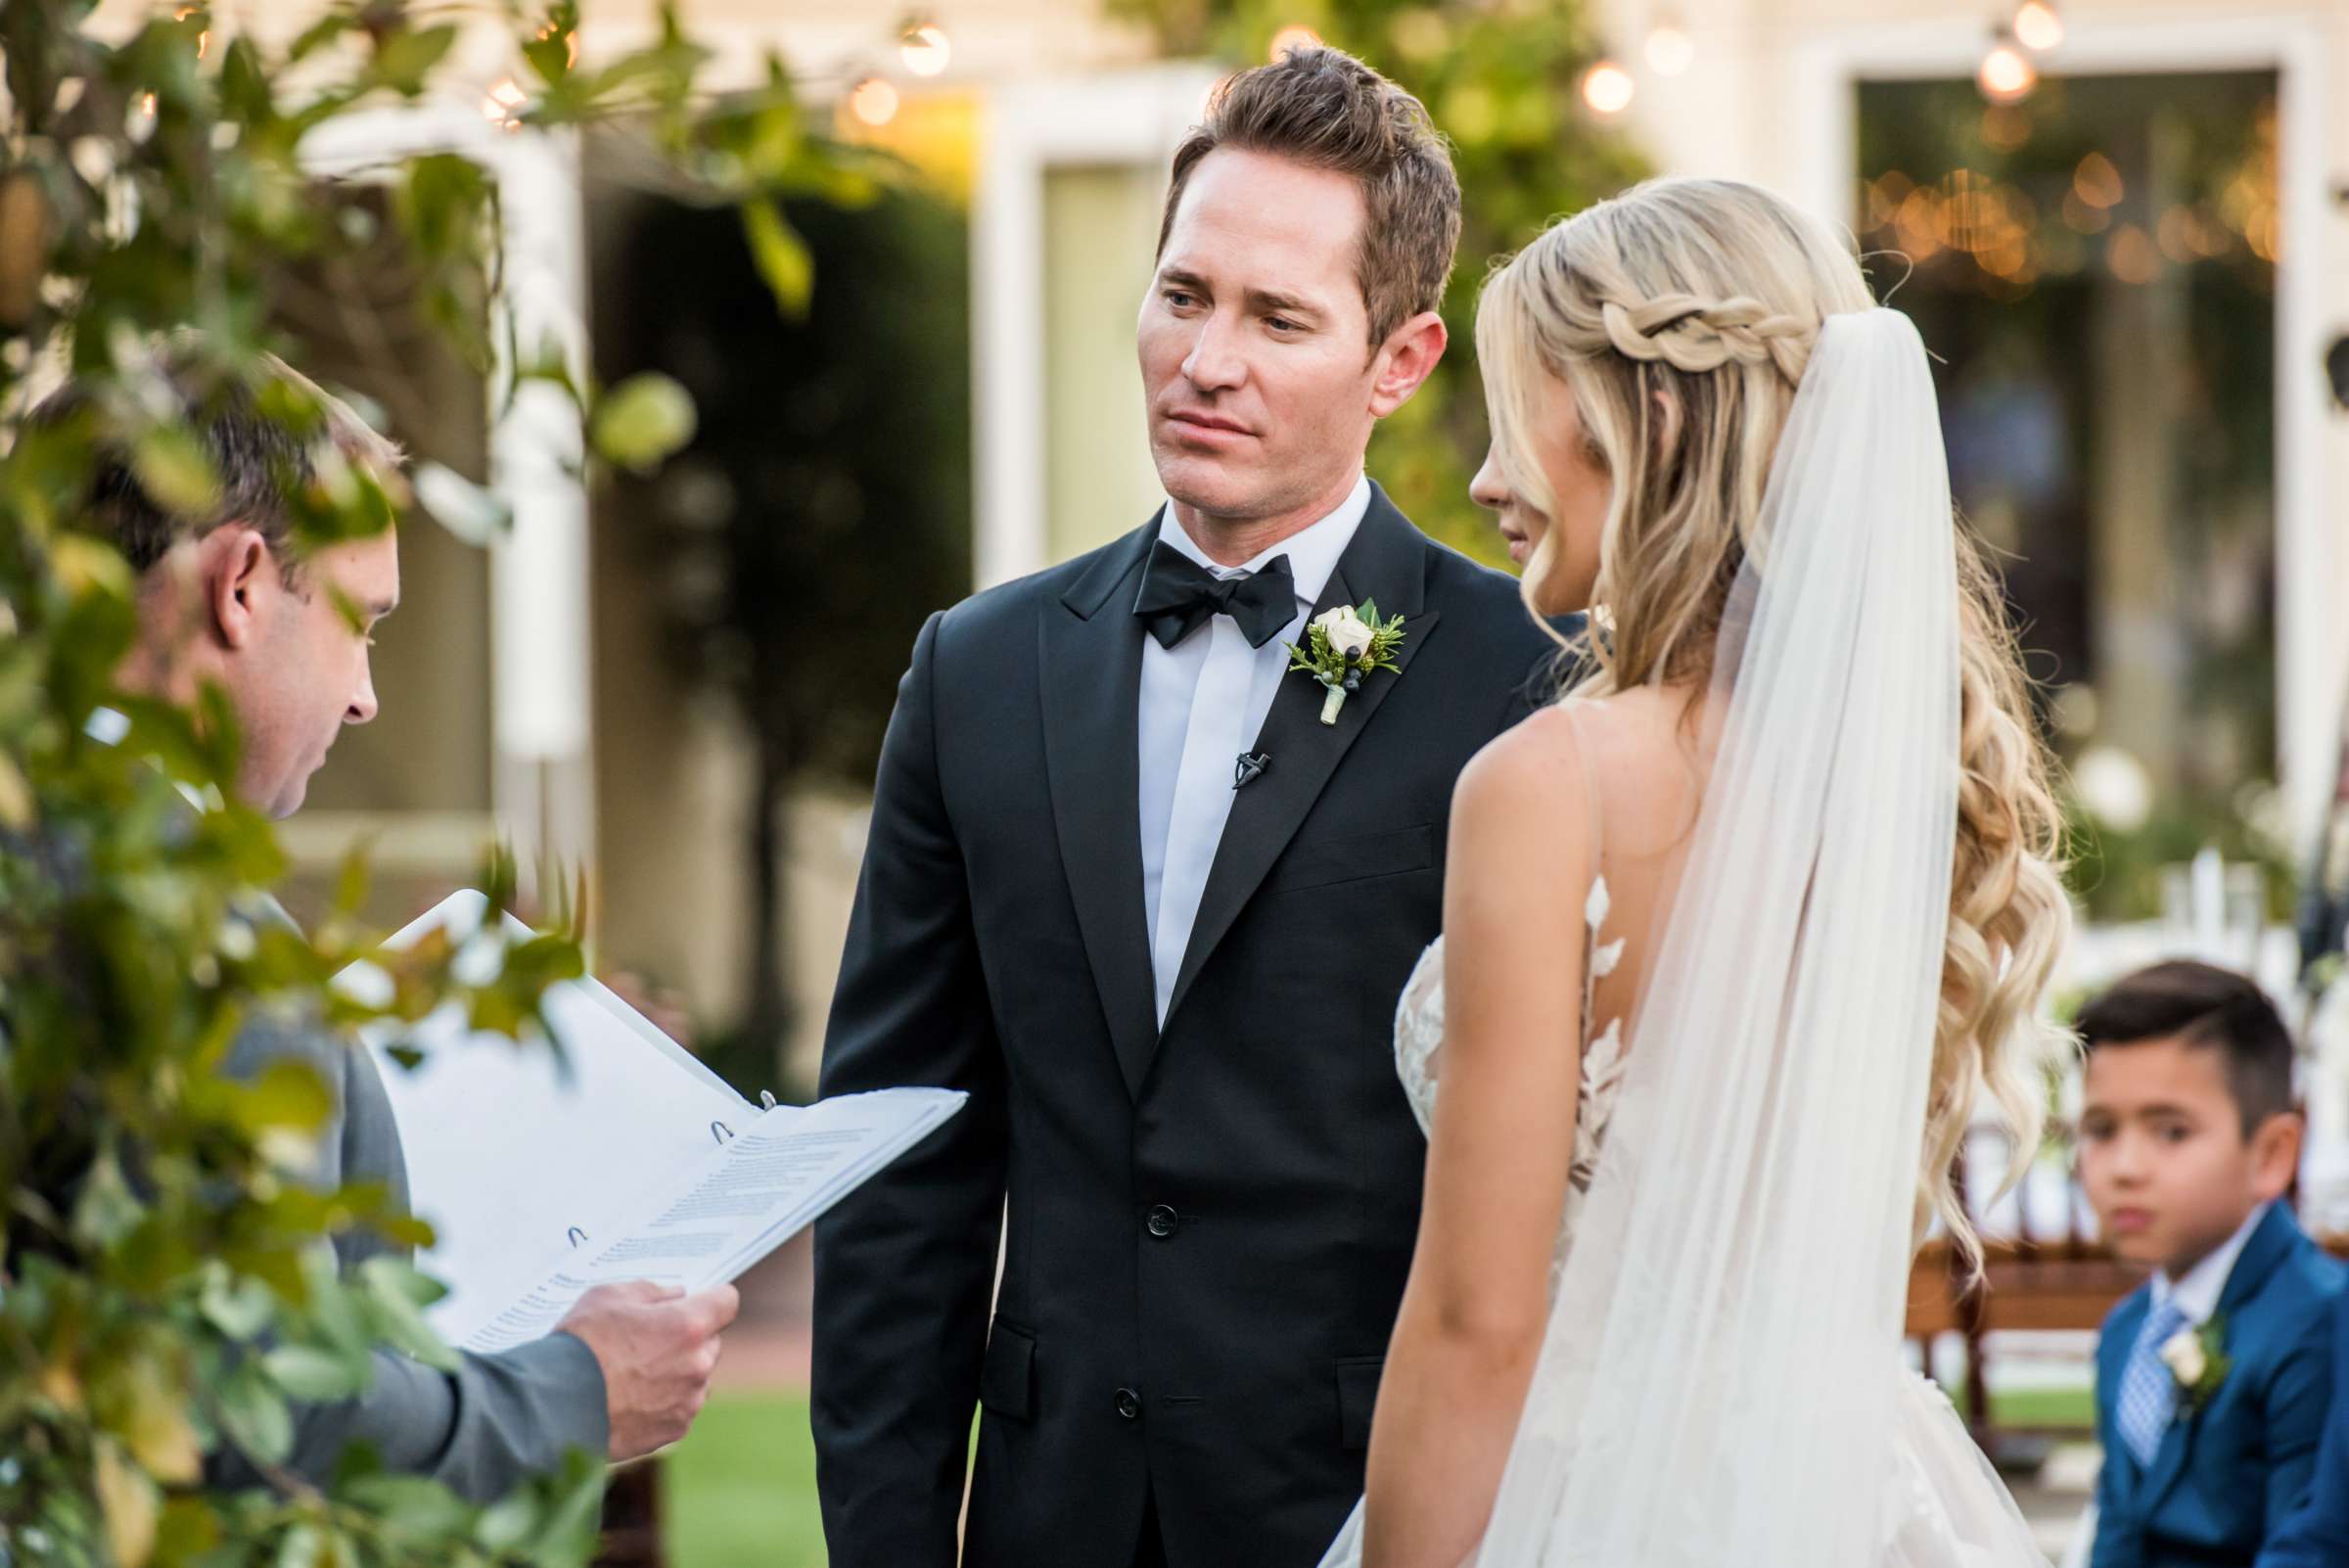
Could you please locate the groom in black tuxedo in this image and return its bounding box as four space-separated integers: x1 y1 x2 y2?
812 47 1556 1568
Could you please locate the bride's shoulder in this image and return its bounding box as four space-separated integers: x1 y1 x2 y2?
1446 706 1600 910
1451 704 1597 851
1483 687 1672 767
1457 687 1702 839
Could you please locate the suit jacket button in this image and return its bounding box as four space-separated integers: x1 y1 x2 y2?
1145 1204 1179 1239
1114 1387 1142 1421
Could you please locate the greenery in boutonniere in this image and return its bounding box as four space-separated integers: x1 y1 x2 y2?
1285 602 1406 726
2160 1313 2233 1415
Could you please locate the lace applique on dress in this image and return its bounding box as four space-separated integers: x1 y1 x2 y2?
1392 871 1629 1280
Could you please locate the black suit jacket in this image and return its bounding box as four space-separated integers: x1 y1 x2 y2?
811 488 1558 1567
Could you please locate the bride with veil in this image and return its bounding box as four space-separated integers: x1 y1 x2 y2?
1320 178 2076 1567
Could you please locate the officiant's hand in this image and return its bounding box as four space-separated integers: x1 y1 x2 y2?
558 1279 741 1460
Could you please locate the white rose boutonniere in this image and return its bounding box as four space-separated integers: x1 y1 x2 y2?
1284 601 1406 725
2159 1314 2232 1415
1318 606 1376 659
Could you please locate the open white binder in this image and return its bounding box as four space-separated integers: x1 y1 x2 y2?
340 890 963 1354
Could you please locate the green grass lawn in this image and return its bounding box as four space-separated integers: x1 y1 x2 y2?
1958 1383 2098 1432
662 1394 828 1568
656 1381 2097 1568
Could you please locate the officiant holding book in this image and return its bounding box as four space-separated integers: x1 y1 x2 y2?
26 356 738 1499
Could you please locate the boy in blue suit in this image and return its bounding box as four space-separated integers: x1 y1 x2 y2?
2257 1286 2349 1567
2079 960 2344 1568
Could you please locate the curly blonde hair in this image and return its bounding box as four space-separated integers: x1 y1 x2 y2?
1478 177 2073 1269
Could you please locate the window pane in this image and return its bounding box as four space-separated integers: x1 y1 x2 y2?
1858 72 2280 918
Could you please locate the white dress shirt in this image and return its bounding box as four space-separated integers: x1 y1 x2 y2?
2151 1200 2271 1326
1138 475 1371 1025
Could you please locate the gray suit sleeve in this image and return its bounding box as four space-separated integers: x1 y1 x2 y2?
205 1012 610 1501
207 1330 609 1501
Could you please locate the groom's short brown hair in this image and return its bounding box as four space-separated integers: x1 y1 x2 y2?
1157 46 1462 348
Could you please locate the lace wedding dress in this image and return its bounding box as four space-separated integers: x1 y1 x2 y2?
1315 311 2052 1568
1362 818 2046 1567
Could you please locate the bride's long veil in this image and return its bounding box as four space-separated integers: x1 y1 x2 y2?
1476 306 1969 1565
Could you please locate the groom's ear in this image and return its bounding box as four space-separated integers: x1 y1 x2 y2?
1366 309 1448 419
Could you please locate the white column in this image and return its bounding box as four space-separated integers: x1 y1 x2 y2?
483 128 597 891
299 107 599 893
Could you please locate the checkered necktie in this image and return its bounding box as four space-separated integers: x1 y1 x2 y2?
2117 1298 2190 1467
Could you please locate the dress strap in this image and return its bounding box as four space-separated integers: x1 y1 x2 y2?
1553 700 1609 895
1552 701 1616 1023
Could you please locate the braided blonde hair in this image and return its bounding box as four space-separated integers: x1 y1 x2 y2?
1479 178 2072 1270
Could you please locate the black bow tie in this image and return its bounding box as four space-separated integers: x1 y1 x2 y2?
1131 543 1297 651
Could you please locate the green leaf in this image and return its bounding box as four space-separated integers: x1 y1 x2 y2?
95 1437 161 1568
273 1523 324 1568
588 372 698 475
532 1448 609 1566
216 1359 293 1465
299 1261 371 1357
474 1490 541 1553
74 1152 146 1247
262 1343 364 1403
342 1471 476 1534
0 751 33 829
372 24 460 96
741 198 813 319
359 1258 458 1371
241 1058 332 1134
51 533 136 603
153 1496 223 1565
131 426 222 520
333 841 370 917
198 1272 276 1342
287 12 352 62
375 1212 436 1249
218 38 274 124
398 154 492 263
524 31 574 88
96 1352 204 1483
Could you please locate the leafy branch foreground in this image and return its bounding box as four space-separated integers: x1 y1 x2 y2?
1 2 867 1562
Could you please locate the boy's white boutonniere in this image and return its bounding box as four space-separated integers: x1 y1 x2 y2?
1284 601 1406 726
2159 1313 2231 1415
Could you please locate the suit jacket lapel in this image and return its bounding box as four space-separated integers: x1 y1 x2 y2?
1040 521 1161 1099
2138 1393 2203 1518
1162 487 1441 1032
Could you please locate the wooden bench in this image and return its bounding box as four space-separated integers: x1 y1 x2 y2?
1908 1224 2349 1448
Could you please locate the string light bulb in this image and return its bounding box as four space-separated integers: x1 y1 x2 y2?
848 74 900 127
2012 1 2063 52
1643 16 1694 77
898 18 950 77
1581 60 1635 116
482 77 528 131
1977 34 2037 106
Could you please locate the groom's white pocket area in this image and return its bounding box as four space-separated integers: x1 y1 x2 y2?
338 890 965 1354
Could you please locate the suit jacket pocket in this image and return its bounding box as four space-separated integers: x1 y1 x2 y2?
1267 824 1435 896
1334 1356 1384 1451
980 1319 1036 1421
